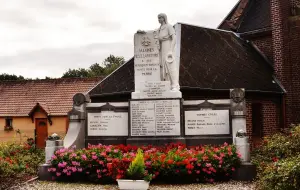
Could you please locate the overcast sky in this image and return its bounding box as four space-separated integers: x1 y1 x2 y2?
0 0 238 78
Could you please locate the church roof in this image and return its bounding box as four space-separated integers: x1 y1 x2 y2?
88 23 284 97
218 0 272 34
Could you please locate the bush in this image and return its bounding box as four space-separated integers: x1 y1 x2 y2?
252 125 300 190
0 139 44 178
49 143 241 184
257 156 300 190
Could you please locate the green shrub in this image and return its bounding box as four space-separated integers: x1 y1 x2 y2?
252 125 300 190
257 156 300 190
126 149 152 181
0 140 44 178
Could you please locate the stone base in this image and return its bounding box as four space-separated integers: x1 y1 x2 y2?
38 163 52 181
185 136 233 146
85 138 127 146
131 90 182 99
127 137 186 146
232 162 257 181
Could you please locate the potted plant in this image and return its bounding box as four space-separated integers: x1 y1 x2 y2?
4 125 13 131
117 149 152 190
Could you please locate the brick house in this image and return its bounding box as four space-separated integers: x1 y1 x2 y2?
86 1 300 144
0 77 101 148
219 0 300 141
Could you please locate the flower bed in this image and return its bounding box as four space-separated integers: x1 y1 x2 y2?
49 143 241 184
0 138 44 189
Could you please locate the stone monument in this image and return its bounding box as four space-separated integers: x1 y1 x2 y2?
132 13 182 99
128 13 183 145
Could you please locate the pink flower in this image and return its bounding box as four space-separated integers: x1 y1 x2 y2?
51 155 57 160
237 153 242 158
100 152 106 156
145 161 152 166
188 170 192 174
72 167 77 172
58 162 67 168
224 142 228 146
220 153 225 157
92 155 97 160
99 161 104 165
81 154 87 160
206 163 212 167
208 178 214 183
67 171 71 176
231 167 235 171
196 170 200 174
114 149 119 153
56 172 61 177
97 169 101 173
70 153 77 158
78 168 83 172
71 161 80 166
63 169 68 173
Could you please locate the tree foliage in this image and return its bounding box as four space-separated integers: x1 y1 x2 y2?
0 73 25 81
0 55 125 80
62 55 125 78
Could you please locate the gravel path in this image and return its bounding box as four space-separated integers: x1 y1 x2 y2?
12 181 257 190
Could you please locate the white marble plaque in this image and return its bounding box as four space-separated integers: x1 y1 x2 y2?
88 111 128 136
134 32 160 91
185 110 230 135
130 99 181 136
138 81 170 98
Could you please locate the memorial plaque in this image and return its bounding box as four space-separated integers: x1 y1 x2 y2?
130 99 180 136
87 111 128 136
134 32 160 91
138 81 170 99
185 110 230 135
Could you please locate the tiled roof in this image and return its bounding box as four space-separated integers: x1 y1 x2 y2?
219 0 271 33
0 77 101 116
88 23 284 97
179 24 281 92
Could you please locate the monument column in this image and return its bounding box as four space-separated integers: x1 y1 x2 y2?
128 13 183 145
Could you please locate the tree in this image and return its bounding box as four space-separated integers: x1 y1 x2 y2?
88 63 105 77
0 73 25 81
62 55 125 78
62 68 90 78
102 55 125 75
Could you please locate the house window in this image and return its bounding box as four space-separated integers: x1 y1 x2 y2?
252 103 263 137
5 118 12 127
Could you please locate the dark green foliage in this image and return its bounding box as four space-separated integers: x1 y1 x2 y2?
62 55 125 78
0 73 25 81
252 125 300 190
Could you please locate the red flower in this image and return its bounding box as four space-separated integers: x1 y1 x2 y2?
167 159 174 164
272 157 279 162
186 163 194 170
